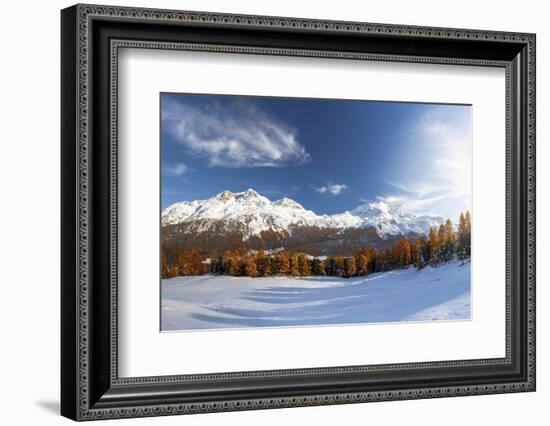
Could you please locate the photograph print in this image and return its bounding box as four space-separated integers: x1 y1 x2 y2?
160 93 472 332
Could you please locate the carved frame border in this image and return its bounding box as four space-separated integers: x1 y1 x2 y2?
62 3 535 421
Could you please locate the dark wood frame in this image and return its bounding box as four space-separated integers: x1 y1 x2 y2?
61 4 536 421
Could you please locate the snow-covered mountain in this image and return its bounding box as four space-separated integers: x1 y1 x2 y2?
162 189 444 239
350 200 444 237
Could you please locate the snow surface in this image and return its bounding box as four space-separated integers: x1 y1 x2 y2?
161 189 443 238
161 260 470 331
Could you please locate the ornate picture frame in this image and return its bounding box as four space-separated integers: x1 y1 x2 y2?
61 4 535 421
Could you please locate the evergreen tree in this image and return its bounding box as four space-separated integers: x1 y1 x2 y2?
457 211 472 263
324 257 335 276
427 227 440 266
415 249 426 270
312 257 325 275
162 252 168 279
464 211 472 257
262 256 272 277
334 255 345 276
209 253 223 274
368 248 377 273
442 218 456 262
409 240 419 267
438 223 446 247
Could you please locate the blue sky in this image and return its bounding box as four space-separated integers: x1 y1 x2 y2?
161 93 472 221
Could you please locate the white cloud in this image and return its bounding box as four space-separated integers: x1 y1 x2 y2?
315 182 348 195
382 108 472 218
162 99 310 168
374 193 452 216
163 162 188 176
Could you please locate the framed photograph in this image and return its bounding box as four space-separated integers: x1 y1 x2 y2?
61 4 536 421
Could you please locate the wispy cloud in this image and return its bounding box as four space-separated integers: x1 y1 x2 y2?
386 181 451 199
315 182 348 195
381 108 471 217
163 162 188 176
374 193 453 216
162 99 311 168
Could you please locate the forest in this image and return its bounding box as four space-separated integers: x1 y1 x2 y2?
161 211 471 279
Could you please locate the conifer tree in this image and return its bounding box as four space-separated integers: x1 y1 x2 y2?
228 256 240 276
312 257 325 276
277 251 291 275
344 256 357 278
244 257 258 277
438 223 446 246
324 257 335 276
162 252 168 279
166 264 179 278
464 211 472 257
368 248 377 273
255 250 265 277
262 256 272 277
428 227 441 267
290 255 300 277
209 253 223 274
334 255 345 276
395 239 412 268
376 249 389 272
356 249 370 276
457 211 472 263
415 249 426 270
177 249 204 276
442 218 456 262
298 253 312 276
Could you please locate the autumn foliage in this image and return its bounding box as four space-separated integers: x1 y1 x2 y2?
161 211 472 279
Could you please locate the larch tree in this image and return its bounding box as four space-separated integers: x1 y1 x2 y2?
298 253 312 276
255 250 265 277
277 251 291 275
244 256 258 277
356 249 370 276
395 239 412 268
228 256 240 276
290 255 300 277
344 256 357 278
334 255 345 277
442 218 456 262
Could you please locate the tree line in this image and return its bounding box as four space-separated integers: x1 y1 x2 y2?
162 211 471 279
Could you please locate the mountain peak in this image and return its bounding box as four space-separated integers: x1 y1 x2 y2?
273 197 304 210
216 190 235 202
241 188 260 198
162 189 445 239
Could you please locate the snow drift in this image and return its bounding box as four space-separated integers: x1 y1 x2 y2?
161 259 471 331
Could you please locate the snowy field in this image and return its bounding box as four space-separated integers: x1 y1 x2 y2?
161 260 471 331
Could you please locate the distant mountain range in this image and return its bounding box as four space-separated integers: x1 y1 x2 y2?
162 188 444 240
